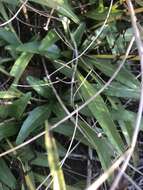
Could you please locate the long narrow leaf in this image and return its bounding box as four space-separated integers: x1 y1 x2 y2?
10 52 33 84
78 73 124 153
0 158 16 189
30 0 79 23
45 120 67 190
16 104 51 144
83 56 139 89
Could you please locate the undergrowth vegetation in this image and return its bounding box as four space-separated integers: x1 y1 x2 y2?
0 0 143 189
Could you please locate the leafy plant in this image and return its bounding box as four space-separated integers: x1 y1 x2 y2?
0 0 142 189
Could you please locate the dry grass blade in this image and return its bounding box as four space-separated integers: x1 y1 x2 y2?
45 120 66 190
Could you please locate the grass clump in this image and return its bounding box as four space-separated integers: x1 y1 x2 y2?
0 0 143 189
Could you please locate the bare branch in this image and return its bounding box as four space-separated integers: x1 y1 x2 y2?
110 0 143 189
0 36 134 158
0 0 28 27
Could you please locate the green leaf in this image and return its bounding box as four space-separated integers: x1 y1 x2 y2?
0 0 18 5
52 120 113 171
52 104 113 171
118 120 133 145
30 0 79 23
39 30 59 51
0 183 10 190
0 90 21 99
16 41 40 54
111 108 143 130
73 22 86 47
78 73 124 153
84 56 139 89
30 0 64 8
15 41 60 59
0 28 20 45
34 173 50 187
53 60 73 77
0 93 31 119
66 185 81 190
0 158 16 188
79 120 113 171
31 142 66 167
0 121 20 140
0 1 17 32
16 104 51 144
10 52 33 84
27 76 53 98
10 92 31 119
95 82 140 99
31 153 49 167
85 7 122 21
110 105 139 145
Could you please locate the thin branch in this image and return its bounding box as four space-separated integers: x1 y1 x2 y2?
110 0 143 189
0 0 28 27
44 8 54 31
48 0 114 79
120 171 141 190
86 148 131 190
0 36 134 158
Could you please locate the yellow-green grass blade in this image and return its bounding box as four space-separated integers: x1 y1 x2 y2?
45 120 67 190
10 52 33 84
